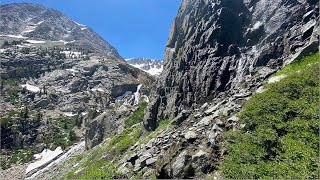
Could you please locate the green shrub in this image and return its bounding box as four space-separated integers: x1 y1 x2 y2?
1 149 34 170
274 52 319 76
54 115 77 130
65 126 142 179
156 118 171 131
109 126 141 155
66 160 120 179
124 101 148 128
221 54 320 179
0 110 19 125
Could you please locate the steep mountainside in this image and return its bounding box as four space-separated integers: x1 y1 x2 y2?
1 1 319 179
0 3 122 58
126 58 163 76
144 0 319 130
0 3 155 174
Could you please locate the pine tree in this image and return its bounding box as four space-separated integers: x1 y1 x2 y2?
64 121 68 129
2 41 9 47
36 109 41 124
69 130 77 142
23 105 29 119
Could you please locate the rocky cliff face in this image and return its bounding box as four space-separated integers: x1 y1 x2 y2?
0 3 122 58
144 0 319 131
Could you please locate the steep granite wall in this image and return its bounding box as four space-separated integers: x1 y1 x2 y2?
144 0 319 130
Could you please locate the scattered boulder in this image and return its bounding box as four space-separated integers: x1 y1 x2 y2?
191 150 210 173
171 109 190 125
146 157 157 166
207 124 222 147
197 115 213 126
172 150 189 178
184 131 197 141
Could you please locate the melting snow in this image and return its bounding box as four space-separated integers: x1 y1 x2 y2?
66 69 79 73
64 112 77 117
23 21 43 34
21 84 40 93
26 141 85 179
74 21 86 27
145 66 163 76
0 34 27 39
26 147 63 174
253 21 263 29
62 51 82 58
52 40 75 45
91 88 105 92
255 86 266 94
26 40 46 44
131 64 163 76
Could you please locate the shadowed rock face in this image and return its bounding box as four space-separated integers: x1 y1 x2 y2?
144 0 319 130
0 3 122 58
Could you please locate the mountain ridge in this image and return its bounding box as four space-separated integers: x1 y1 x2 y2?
0 2 122 59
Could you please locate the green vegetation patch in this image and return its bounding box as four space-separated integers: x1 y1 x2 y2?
0 110 20 125
124 101 148 128
65 125 142 179
65 160 120 179
274 52 320 76
221 54 320 179
1 78 19 104
54 115 78 130
1 148 34 170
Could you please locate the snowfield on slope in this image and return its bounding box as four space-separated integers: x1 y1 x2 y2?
26 147 63 174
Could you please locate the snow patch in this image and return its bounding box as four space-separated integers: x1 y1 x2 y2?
23 21 43 34
91 88 105 92
21 84 40 93
268 74 287 84
142 95 149 103
131 64 163 76
26 142 85 179
64 112 77 117
0 34 27 39
81 112 88 116
26 40 46 44
255 86 266 94
52 40 75 45
26 147 63 174
74 21 86 27
61 51 82 59
253 21 263 29
55 87 69 93
145 66 163 76
66 69 79 73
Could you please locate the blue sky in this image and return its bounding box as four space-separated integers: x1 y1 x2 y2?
0 0 182 60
